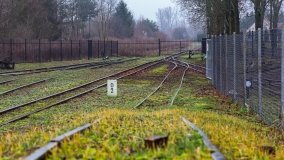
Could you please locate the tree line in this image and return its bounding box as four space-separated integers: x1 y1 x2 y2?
0 0 172 40
0 0 192 40
176 0 284 35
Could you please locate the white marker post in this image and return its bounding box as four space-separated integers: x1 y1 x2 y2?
107 80 117 97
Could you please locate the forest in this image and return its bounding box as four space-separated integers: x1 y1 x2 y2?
0 0 190 40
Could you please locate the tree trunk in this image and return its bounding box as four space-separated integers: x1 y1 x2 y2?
206 0 212 35
255 1 262 29
254 0 266 29
224 0 240 34
271 0 283 56
270 0 273 29
272 0 283 29
224 0 231 34
233 0 240 34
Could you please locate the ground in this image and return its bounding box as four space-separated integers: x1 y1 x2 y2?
0 55 283 159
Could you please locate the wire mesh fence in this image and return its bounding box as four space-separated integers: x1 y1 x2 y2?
207 29 284 125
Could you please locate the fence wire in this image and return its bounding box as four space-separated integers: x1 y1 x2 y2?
208 29 284 125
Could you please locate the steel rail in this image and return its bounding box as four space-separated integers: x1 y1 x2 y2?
0 78 51 96
0 79 15 85
25 119 101 160
89 58 140 69
181 117 225 160
66 58 139 70
134 60 178 109
169 59 190 106
0 62 104 76
187 63 206 74
0 58 132 76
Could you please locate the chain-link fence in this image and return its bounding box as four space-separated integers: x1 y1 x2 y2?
207 29 284 125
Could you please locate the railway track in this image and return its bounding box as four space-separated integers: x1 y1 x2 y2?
0 54 183 127
0 78 51 96
0 58 137 76
0 79 15 85
23 53 221 160
22 56 183 159
134 56 192 108
169 58 190 106
133 55 206 109
187 62 206 74
0 58 138 98
134 60 178 108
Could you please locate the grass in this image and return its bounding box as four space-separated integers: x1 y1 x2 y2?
149 64 169 75
48 109 211 160
174 72 284 159
0 54 283 159
179 53 205 66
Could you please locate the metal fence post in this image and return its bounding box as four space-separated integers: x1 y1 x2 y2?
213 35 216 87
219 34 223 93
257 28 263 117
214 35 217 88
243 31 247 107
24 39 27 62
49 40 52 61
97 40 100 58
110 41 113 57
180 41 182 53
38 39 41 62
117 41 119 57
233 32 237 101
70 40 73 60
60 40 63 61
10 39 13 61
252 31 254 57
158 39 161 56
281 30 284 125
88 40 92 60
225 34 228 94
211 36 215 85
103 40 106 57
79 40 81 59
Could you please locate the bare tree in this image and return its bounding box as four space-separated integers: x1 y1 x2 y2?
176 0 242 35
269 0 283 29
96 0 117 40
156 7 179 32
0 0 15 37
0 0 61 39
58 0 98 39
267 0 283 56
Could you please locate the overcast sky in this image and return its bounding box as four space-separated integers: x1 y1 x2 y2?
123 0 176 21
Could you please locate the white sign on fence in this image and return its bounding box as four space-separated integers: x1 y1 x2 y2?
107 80 117 97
